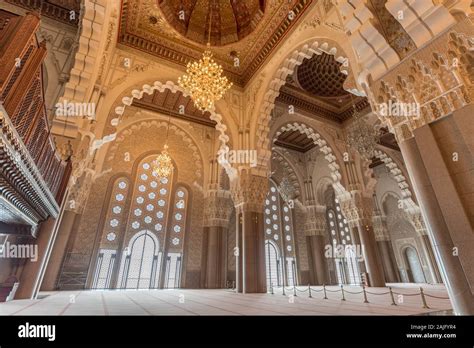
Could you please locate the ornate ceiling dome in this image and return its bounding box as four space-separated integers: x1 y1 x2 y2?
156 0 266 46
296 53 349 98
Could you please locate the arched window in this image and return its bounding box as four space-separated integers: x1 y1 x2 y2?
94 155 190 290
326 197 361 285
265 240 282 288
263 179 298 289
163 186 189 288
92 177 130 289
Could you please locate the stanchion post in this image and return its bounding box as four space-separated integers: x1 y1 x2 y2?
293 284 297 297
420 287 429 309
282 284 286 296
389 287 397 306
308 284 312 298
270 283 274 295
341 284 346 301
363 285 369 303
323 284 328 299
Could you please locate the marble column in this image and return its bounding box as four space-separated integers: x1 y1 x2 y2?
398 105 474 314
304 204 329 285
340 194 386 287
419 234 443 283
15 217 58 299
373 212 399 283
231 172 267 293
203 226 227 288
406 210 443 284
356 222 386 287
307 235 328 285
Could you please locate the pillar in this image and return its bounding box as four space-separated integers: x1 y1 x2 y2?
304 204 329 285
376 240 400 283
15 217 57 299
340 194 386 287
356 222 386 287
398 104 474 314
419 234 443 283
307 235 328 285
373 211 400 283
231 171 267 293
202 226 227 288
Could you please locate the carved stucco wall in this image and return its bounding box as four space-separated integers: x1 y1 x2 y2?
60 115 210 288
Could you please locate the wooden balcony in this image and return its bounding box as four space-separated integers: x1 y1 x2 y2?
0 10 71 236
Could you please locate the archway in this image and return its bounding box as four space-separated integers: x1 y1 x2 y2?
265 240 282 289
119 230 161 290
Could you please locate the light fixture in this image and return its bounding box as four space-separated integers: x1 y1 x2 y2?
153 108 174 178
346 98 379 160
178 1 232 111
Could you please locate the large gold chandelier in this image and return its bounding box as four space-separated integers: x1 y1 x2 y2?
178 2 232 111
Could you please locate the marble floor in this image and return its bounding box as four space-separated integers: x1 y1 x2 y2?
0 283 452 316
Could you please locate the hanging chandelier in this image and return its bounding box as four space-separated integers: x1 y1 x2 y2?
177 2 232 111
153 144 173 178
152 109 174 178
346 106 379 160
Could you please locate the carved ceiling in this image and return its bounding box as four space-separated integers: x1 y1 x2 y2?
4 0 81 26
157 0 265 46
118 0 312 86
274 129 316 153
131 88 215 127
297 52 348 98
276 53 369 123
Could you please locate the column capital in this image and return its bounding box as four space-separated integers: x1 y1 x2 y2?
338 192 374 227
368 21 474 143
405 209 428 236
303 204 327 237
230 171 268 213
203 190 234 228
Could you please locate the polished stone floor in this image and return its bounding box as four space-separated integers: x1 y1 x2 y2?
0 283 452 316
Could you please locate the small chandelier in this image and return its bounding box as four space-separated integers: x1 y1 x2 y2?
178 2 232 111
153 109 174 178
153 144 173 178
346 105 379 160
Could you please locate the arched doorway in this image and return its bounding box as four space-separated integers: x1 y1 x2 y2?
119 230 162 289
404 246 426 283
265 240 282 289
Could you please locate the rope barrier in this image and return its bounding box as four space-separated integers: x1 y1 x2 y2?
424 294 450 300
268 285 448 310
308 287 324 292
365 291 390 295
343 290 364 295
392 292 420 296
